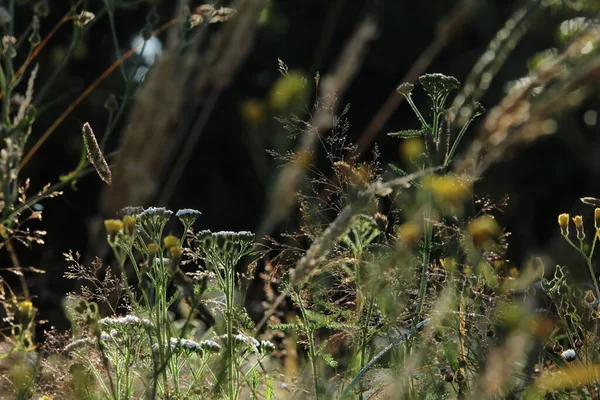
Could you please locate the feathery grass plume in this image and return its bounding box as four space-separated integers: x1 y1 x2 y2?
455 26 600 176
450 2 539 126
82 123 111 185
258 15 378 238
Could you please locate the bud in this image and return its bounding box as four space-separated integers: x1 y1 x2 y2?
586 290 596 304
558 213 569 236
455 368 465 382
163 234 180 249
553 341 563 353
17 300 34 323
122 215 136 236
147 243 160 255
572 215 585 240
170 246 183 266
595 208 600 229
443 369 454 382
104 219 123 240
104 93 118 112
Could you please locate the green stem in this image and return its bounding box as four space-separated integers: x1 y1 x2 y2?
296 291 319 399
564 235 600 302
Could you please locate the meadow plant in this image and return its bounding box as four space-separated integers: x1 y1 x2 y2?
3 1 600 399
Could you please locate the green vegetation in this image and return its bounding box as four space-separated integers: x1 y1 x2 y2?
1 0 600 399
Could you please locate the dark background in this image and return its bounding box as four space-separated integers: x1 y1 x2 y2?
4 0 600 329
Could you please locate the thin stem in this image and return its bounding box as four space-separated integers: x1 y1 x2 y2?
19 18 178 171
415 195 433 325
564 235 600 302
296 290 320 399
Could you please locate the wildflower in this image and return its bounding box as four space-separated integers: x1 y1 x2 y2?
74 11 95 28
1 35 16 57
163 234 180 249
199 339 222 353
558 213 569 236
39 396 52 400
120 206 144 217
418 73 460 99
260 340 275 354
595 209 600 230
100 315 152 328
440 257 457 272
232 333 260 352
561 348 576 362
396 82 414 97
147 243 160 255
170 246 183 265
573 215 585 240
138 207 173 242
122 215 136 236
397 221 421 246
425 175 472 203
400 138 425 161
176 208 202 227
268 71 308 110
104 219 123 238
17 300 34 323
468 216 501 247
240 98 266 126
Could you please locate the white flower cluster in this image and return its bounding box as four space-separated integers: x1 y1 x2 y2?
221 333 274 354
99 315 152 329
152 337 222 354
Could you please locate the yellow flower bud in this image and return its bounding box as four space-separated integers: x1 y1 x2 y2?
122 215 136 236
573 215 585 240
440 257 457 271
468 216 501 248
170 246 183 265
147 243 160 255
17 300 34 323
558 213 569 236
397 221 421 246
104 219 123 236
163 234 180 249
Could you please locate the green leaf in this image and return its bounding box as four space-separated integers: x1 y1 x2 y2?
318 351 339 368
387 128 426 138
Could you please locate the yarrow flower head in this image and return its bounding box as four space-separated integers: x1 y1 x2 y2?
396 82 414 97
260 340 275 354
176 208 202 228
138 207 173 242
195 230 255 264
120 206 144 217
153 337 222 355
418 73 460 99
100 315 152 329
